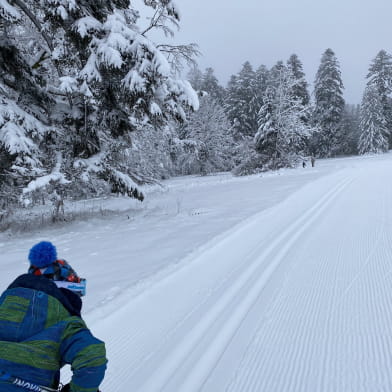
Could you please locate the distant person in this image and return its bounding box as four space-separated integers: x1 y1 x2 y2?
310 156 316 167
0 241 107 392
302 161 306 168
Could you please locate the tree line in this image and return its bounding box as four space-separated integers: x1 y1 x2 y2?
184 48 392 174
0 0 391 220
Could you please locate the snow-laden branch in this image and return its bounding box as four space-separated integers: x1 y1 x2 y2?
11 0 54 51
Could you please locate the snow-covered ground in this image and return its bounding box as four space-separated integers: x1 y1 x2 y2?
1 153 392 391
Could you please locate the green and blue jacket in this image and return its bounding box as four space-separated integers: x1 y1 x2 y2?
0 274 107 391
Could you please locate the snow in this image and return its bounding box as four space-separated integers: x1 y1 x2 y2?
123 70 146 93
150 102 162 116
80 53 102 82
59 76 78 94
74 16 102 38
172 79 200 110
22 172 70 195
0 122 36 154
97 44 123 69
0 0 21 21
57 5 69 21
1 153 392 391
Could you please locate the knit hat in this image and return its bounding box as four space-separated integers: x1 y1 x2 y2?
28 241 86 296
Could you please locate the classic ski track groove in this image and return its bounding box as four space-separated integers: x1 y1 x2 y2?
138 176 352 392
223 167 392 392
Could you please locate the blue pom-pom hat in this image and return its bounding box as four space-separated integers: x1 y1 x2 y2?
28 241 57 268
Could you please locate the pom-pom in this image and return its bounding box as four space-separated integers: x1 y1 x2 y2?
28 241 57 268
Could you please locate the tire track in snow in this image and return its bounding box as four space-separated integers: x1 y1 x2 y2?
138 177 352 392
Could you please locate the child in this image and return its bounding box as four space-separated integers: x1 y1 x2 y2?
0 241 107 391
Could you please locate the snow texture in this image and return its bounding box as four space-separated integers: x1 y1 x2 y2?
2 154 392 391
0 0 21 20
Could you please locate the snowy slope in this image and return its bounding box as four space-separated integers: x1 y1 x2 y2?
1 154 392 391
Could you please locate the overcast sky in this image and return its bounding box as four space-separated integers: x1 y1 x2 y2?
165 0 392 104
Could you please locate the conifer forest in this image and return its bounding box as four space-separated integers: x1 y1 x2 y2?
1 0 391 221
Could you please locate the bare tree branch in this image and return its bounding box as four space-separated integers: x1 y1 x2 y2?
157 43 201 74
141 4 179 37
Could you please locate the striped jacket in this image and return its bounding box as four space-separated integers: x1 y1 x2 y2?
0 274 107 391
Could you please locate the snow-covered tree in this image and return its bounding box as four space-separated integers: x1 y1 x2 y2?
187 66 225 102
200 67 225 103
187 66 204 92
174 95 234 175
254 65 312 169
225 61 259 137
0 0 199 209
254 64 269 99
0 4 55 209
338 105 361 156
286 54 310 107
366 50 392 145
312 48 345 157
358 84 389 154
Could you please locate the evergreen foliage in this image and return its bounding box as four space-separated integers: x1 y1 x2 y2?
200 68 226 103
312 48 345 157
1 3 387 224
286 54 310 108
338 105 361 156
366 50 392 146
225 61 259 137
358 84 389 154
0 0 198 211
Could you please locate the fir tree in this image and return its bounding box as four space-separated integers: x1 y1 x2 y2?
0 0 199 209
225 61 259 137
286 54 310 107
358 84 389 154
0 2 54 207
200 67 225 103
187 66 204 92
338 105 361 155
366 50 392 145
312 49 345 157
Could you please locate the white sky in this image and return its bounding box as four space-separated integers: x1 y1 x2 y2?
158 0 392 104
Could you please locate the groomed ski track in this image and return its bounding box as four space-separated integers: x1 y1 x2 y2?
87 157 392 392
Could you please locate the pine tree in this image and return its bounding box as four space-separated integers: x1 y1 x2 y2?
366 50 392 145
286 54 310 107
338 105 361 155
255 65 269 93
0 0 199 208
254 64 269 120
0 1 54 208
225 61 259 137
187 66 204 91
358 84 389 154
312 48 345 157
200 67 225 103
